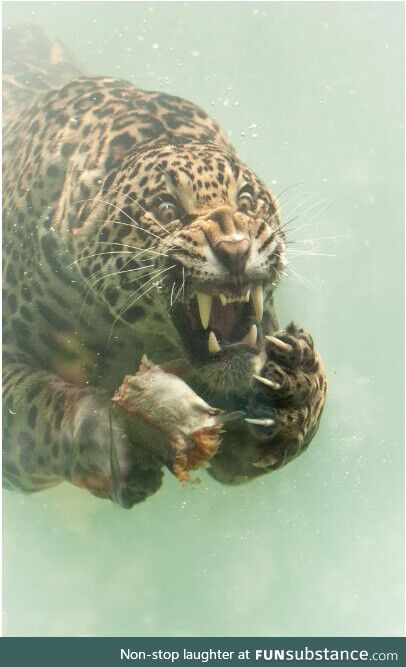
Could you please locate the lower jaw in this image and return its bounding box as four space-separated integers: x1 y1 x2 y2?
187 341 266 397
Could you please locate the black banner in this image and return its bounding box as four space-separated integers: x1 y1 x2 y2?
0 637 404 666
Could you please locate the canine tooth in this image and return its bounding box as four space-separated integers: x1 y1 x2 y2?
219 294 228 306
196 293 212 329
208 331 221 353
253 374 281 390
242 324 257 347
245 289 251 302
252 285 264 322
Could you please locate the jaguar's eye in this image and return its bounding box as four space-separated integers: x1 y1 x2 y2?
238 190 256 213
157 202 178 224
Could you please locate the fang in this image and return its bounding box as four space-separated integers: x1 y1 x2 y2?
251 285 264 322
197 293 212 329
241 324 257 347
208 331 221 353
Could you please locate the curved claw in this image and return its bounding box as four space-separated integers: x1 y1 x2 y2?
265 335 293 354
253 374 281 390
245 417 275 427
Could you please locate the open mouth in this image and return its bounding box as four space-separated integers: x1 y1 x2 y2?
171 284 265 362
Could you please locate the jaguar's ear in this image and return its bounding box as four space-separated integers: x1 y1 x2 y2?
138 354 154 375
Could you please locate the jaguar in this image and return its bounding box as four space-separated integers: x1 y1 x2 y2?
2 25 327 508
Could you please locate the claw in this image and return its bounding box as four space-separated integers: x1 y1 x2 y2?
253 374 281 390
245 417 275 427
253 452 279 468
265 335 293 354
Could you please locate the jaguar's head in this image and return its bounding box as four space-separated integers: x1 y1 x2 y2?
81 140 285 394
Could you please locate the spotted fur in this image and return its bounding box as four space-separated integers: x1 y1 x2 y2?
3 27 327 506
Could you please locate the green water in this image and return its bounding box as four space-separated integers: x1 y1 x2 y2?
2 1 404 637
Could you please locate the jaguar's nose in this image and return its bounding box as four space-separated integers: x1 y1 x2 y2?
213 234 251 272
205 206 251 273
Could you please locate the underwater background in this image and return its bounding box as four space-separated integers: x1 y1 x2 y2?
2 1 404 636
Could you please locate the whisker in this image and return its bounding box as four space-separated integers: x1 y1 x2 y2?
96 240 172 256
285 265 317 291
277 192 314 218
75 197 165 241
170 281 176 307
278 196 332 237
108 281 165 343
89 263 155 291
171 280 184 309
273 183 307 204
285 233 346 249
68 251 134 268
107 188 169 235
286 250 336 258
288 196 335 236
182 266 186 300
97 198 165 241
275 191 314 216
78 256 154 317
111 268 170 325
276 245 334 259
69 245 169 270
109 264 175 339
78 214 153 238
114 265 175 318
83 252 152 291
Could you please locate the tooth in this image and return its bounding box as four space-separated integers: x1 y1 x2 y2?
208 331 221 353
242 324 257 346
197 293 212 329
245 289 251 302
252 285 263 322
219 294 227 306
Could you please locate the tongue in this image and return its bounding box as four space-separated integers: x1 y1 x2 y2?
209 299 239 340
